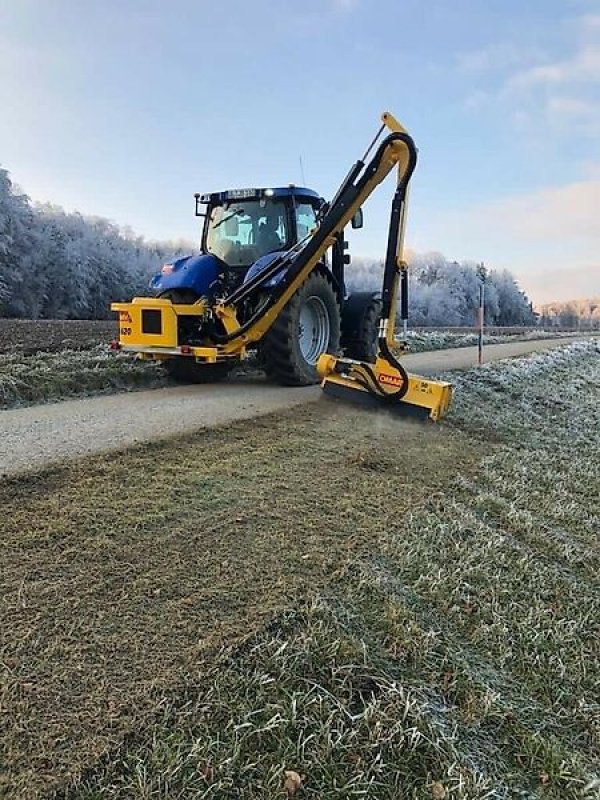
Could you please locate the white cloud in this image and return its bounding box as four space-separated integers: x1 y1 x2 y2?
506 14 600 133
546 94 598 118
421 169 600 302
581 12 600 31
472 173 600 242
511 13 600 86
525 263 599 304
509 45 600 89
457 42 545 74
462 89 491 111
460 14 600 137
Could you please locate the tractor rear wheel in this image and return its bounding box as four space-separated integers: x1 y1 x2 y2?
158 289 232 384
342 295 382 363
260 271 341 386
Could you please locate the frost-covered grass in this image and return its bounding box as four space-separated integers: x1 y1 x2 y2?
43 341 600 800
0 345 167 407
403 329 565 353
449 338 599 444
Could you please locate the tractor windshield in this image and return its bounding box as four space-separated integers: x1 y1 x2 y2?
205 199 289 267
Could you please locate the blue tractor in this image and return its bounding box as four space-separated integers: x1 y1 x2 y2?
148 185 380 384
113 112 452 420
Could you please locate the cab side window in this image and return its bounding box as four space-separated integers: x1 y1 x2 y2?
296 203 317 240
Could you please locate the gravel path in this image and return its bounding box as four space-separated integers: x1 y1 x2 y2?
0 338 581 476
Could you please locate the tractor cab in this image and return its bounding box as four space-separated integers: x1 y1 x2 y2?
200 186 323 270
150 187 324 300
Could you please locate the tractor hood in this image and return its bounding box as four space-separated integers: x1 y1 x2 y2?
149 253 220 296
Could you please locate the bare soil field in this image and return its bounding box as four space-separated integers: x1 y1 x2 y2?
1 340 598 799
0 319 115 355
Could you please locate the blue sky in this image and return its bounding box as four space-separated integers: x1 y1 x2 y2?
1 0 598 303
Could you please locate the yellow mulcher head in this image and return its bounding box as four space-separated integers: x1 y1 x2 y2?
317 350 452 422
318 112 452 421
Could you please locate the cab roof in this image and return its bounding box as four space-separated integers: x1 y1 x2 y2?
198 186 322 204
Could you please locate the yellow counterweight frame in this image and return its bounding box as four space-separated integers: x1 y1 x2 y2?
111 297 238 363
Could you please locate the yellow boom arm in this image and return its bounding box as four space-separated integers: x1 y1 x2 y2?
211 112 412 353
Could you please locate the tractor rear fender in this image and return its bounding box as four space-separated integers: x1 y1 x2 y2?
244 254 341 299
243 251 287 288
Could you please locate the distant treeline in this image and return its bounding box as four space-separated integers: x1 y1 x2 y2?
347 253 537 326
537 298 600 330
3 164 537 325
0 167 189 319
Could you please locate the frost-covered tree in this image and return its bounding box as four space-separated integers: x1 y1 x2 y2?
0 168 43 316
0 165 192 319
538 298 599 329
347 252 536 326
488 269 536 326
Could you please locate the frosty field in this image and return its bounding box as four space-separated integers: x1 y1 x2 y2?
0 320 166 408
403 328 570 353
1 340 598 799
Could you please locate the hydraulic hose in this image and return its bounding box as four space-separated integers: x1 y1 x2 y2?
377 337 410 400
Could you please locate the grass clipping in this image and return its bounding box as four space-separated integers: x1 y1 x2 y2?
1 341 599 799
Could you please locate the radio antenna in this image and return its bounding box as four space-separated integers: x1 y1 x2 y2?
299 155 307 186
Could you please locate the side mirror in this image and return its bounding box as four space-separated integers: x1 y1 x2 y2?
194 193 206 218
224 215 239 237
351 208 364 229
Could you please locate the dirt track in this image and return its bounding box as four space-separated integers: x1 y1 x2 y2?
0 338 582 477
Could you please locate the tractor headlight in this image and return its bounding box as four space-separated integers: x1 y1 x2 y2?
161 263 174 274
263 188 274 197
